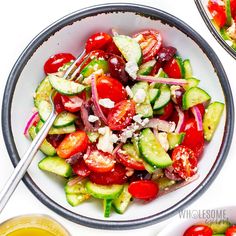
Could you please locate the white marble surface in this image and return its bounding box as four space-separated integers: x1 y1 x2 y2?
0 0 235 235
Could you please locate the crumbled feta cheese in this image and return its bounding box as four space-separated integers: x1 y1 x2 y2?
83 69 104 85
227 21 236 40
96 126 114 153
133 88 146 103
170 85 181 104
99 98 115 108
133 34 144 42
125 86 133 98
141 118 150 126
98 127 107 135
125 61 138 80
111 134 119 143
157 132 169 151
88 115 99 123
132 114 142 124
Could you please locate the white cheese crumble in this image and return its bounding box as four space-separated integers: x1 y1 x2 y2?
132 114 143 124
125 60 138 80
88 115 99 123
133 88 146 104
83 69 104 85
157 132 169 152
227 20 236 40
96 126 114 153
170 85 181 104
125 85 133 98
98 127 107 135
99 98 115 108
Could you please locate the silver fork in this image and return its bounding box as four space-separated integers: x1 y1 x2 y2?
0 50 86 213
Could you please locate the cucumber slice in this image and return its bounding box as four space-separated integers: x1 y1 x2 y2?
132 82 153 118
182 87 211 110
86 182 124 199
207 221 232 234
183 77 200 90
203 102 224 141
138 59 156 75
122 143 144 163
65 180 88 194
167 133 185 150
149 88 160 104
38 100 52 122
155 177 176 190
139 128 172 168
113 35 142 64
34 77 53 108
183 59 192 78
112 184 132 214
87 132 99 143
48 74 85 96
103 199 113 218
38 156 72 177
81 59 109 78
155 68 168 78
153 85 171 110
48 124 76 135
66 194 90 207
28 126 56 156
225 0 232 26
53 111 77 128
153 107 164 115
175 56 185 78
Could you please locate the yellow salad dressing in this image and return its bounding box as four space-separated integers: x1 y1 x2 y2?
7 227 55 236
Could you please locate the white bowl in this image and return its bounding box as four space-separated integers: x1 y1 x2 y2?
159 205 236 235
2 3 234 230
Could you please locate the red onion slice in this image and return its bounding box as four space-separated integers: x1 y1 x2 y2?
91 75 108 125
24 111 39 136
136 75 187 85
80 102 95 132
175 106 185 133
145 118 176 133
112 143 123 155
191 106 203 131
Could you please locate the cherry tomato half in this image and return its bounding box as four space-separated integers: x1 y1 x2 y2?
182 118 204 159
44 53 75 74
183 224 213 236
231 0 236 18
158 102 174 120
89 163 127 185
72 158 91 177
172 145 198 180
116 149 145 170
107 100 136 131
133 30 162 63
61 95 84 113
53 93 65 113
57 131 88 158
208 0 226 27
163 57 182 78
128 180 159 200
226 225 236 236
84 149 115 173
85 32 112 53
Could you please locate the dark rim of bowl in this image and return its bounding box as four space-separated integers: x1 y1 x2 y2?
1 3 234 230
194 0 236 60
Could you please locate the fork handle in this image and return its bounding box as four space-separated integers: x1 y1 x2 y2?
0 112 57 213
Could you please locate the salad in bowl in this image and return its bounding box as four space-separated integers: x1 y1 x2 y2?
24 29 224 218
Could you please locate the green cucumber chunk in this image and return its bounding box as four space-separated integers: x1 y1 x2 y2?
38 156 72 177
153 84 171 110
38 100 52 122
113 35 142 64
103 199 113 218
138 59 156 75
112 184 132 214
48 124 76 135
48 74 85 96
183 77 200 90
207 221 232 234
34 77 53 108
149 88 160 104
183 59 192 78
87 132 99 143
53 111 77 128
139 128 172 168
81 59 109 78
182 87 211 110
155 177 176 190
167 133 185 150
28 126 56 156
175 56 185 78
65 179 88 194
225 0 232 26
86 182 124 199
66 194 90 207
203 102 224 141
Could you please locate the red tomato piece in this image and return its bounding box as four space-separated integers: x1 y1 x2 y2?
105 40 121 56
172 145 198 180
133 30 162 63
107 100 136 131
84 149 115 173
53 93 65 113
116 149 145 170
128 180 159 200
231 0 236 18
150 62 162 76
89 163 127 185
159 102 174 120
96 75 127 103
208 0 227 27
72 158 91 177
57 131 88 158
44 53 75 74
163 57 182 78
61 95 84 113
226 225 236 236
183 224 213 236
85 32 112 53
182 118 204 159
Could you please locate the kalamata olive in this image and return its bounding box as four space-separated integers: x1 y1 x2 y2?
108 55 128 84
129 170 152 182
157 46 177 63
46 134 66 148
